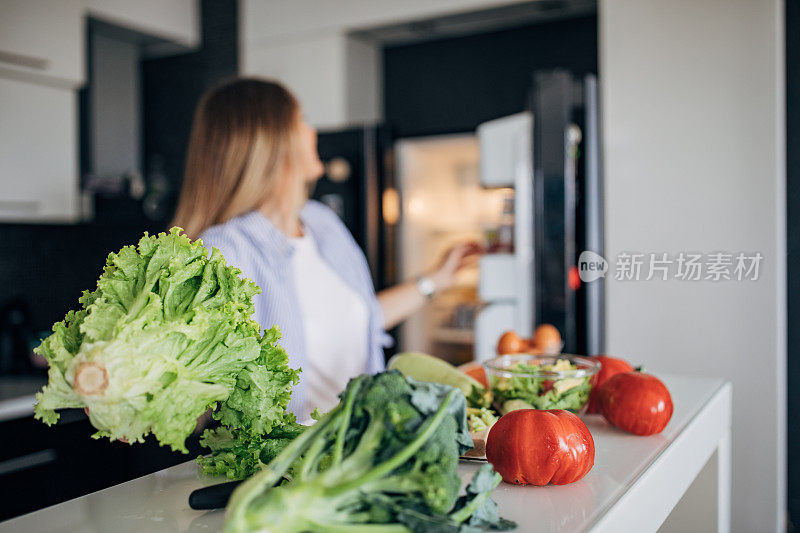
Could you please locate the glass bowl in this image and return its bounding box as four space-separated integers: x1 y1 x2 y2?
483 354 601 415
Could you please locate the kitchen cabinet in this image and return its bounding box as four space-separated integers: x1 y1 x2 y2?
0 411 202 521
0 78 83 223
0 375 732 532
0 0 84 88
0 0 84 224
0 0 200 224
0 377 198 521
0 0 199 89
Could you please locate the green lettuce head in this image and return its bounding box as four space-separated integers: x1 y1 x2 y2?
33 228 298 453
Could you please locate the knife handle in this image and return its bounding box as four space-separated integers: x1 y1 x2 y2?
188 479 243 510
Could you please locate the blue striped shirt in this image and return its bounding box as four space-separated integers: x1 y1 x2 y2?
199 200 388 418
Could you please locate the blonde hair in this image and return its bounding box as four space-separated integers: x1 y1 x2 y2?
171 78 303 238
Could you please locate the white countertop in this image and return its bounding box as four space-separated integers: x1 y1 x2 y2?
0 374 731 533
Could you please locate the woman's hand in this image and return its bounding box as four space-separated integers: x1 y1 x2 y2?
377 241 483 330
429 241 483 292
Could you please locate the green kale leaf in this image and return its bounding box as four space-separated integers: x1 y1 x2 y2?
224 371 515 533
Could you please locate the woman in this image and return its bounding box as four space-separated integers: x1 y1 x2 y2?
172 78 478 420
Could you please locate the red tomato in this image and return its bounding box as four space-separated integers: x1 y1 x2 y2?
586 355 635 414
485 409 595 486
460 363 489 388
598 373 673 436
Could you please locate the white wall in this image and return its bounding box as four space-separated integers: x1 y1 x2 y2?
600 1 785 531
243 30 382 130
244 31 350 129
83 0 199 48
241 0 530 128
243 0 531 43
345 36 382 126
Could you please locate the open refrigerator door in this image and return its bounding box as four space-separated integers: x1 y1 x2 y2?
474 112 535 361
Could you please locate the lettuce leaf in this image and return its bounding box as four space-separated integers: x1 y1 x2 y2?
197 326 303 479
33 228 298 453
215 327 299 436
197 422 306 480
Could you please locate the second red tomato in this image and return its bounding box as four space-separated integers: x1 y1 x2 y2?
598 372 673 436
586 355 635 414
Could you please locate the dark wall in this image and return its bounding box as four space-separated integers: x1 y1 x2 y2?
383 15 597 138
142 0 239 213
787 0 800 525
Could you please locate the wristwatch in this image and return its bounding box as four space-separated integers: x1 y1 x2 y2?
416 276 436 300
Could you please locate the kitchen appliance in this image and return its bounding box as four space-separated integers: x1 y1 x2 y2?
392 70 602 362
474 70 603 359
314 126 387 288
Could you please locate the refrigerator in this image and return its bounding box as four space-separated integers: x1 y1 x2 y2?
394 70 603 363
313 126 388 289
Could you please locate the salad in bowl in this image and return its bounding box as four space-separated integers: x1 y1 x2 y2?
484 354 600 415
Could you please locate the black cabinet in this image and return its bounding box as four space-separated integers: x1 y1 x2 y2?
0 411 202 521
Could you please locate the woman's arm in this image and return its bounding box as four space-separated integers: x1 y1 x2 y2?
377 242 482 330
376 280 427 331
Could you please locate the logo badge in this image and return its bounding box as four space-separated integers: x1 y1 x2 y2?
578 251 608 283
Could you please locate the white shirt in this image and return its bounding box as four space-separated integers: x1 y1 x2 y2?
290 231 369 417
200 203 387 419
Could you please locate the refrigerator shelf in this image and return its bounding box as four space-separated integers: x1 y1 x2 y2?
431 327 475 345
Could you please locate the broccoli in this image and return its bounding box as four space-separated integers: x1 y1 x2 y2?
224 371 515 532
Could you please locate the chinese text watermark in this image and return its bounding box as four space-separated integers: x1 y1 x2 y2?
578 251 763 282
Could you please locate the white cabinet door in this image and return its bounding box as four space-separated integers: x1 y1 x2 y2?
0 0 84 87
0 77 81 222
